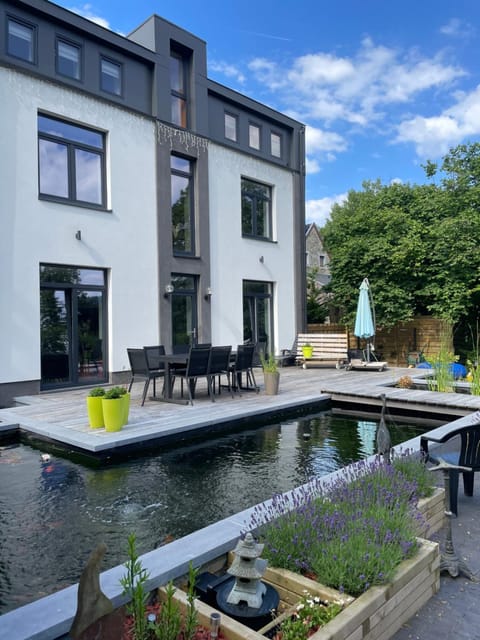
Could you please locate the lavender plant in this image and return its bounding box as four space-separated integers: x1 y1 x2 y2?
246 454 433 597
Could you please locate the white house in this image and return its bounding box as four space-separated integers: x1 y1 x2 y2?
0 0 306 406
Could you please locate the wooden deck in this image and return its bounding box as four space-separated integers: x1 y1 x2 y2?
1 365 480 455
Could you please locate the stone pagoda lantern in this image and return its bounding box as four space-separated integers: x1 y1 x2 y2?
226 533 267 608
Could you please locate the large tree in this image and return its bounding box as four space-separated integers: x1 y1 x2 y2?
322 143 480 331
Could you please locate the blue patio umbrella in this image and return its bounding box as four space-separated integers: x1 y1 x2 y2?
354 278 375 360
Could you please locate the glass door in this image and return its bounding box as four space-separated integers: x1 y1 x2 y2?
40 289 71 384
171 274 198 353
243 280 273 355
40 265 107 388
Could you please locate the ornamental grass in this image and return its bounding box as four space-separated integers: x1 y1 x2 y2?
247 452 434 597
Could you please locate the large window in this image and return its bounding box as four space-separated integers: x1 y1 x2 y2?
38 114 106 207
7 17 35 63
171 155 194 254
56 39 81 80
170 50 187 127
241 178 272 240
101 57 122 95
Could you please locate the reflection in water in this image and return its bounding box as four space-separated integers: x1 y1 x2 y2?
0 410 428 614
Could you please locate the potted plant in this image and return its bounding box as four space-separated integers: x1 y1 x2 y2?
261 353 280 395
301 342 313 359
86 387 105 428
103 387 127 432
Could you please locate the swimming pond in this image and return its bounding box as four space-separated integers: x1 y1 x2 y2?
0 408 431 614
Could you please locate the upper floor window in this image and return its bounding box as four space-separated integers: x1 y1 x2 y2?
101 57 122 95
171 155 194 254
225 113 238 142
170 51 187 127
7 17 35 63
249 123 261 150
241 178 272 240
319 255 325 267
38 114 106 208
271 132 282 158
56 39 81 80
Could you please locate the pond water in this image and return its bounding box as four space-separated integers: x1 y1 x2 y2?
0 409 430 614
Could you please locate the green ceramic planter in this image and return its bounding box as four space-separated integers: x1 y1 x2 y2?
86 396 104 428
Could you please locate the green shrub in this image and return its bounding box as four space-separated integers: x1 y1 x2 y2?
104 386 127 399
88 387 105 397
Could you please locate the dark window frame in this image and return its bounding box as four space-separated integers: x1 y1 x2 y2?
6 15 37 64
55 36 82 81
170 49 188 128
241 177 273 241
171 154 196 256
271 130 282 158
100 55 123 96
224 111 238 142
38 113 107 210
248 122 261 150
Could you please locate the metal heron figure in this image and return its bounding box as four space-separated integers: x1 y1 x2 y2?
376 394 391 464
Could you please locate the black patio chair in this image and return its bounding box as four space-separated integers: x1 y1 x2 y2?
230 344 258 393
127 348 165 406
208 345 233 398
421 420 480 515
177 346 212 405
144 345 169 395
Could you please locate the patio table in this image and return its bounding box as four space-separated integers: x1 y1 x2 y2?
151 353 189 404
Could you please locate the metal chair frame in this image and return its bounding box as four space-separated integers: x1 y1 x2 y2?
421 421 480 515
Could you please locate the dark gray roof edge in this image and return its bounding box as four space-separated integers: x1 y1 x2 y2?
207 77 305 130
13 0 157 61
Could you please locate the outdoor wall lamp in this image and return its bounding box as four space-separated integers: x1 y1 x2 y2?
164 283 174 299
204 286 213 301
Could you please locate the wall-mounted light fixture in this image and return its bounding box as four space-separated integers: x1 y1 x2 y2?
204 286 213 301
75 230 82 241
164 283 174 299
259 255 264 263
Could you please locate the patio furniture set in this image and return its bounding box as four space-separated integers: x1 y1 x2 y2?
127 344 259 406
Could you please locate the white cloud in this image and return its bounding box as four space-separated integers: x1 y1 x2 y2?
306 193 348 227
305 125 347 154
306 157 321 174
440 18 475 38
396 84 480 157
209 61 245 85
66 4 110 29
248 38 465 127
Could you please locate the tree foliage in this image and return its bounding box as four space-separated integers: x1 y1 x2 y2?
322 143 480 330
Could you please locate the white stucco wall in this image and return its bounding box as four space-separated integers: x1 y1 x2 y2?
0 68 158 383
208 144 296 353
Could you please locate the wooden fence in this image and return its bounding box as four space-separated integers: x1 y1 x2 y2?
308 317 451 366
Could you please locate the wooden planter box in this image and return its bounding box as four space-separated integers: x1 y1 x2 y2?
416 487 445 538
164 538 439 640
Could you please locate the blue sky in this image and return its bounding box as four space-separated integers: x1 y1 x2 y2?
59 1 480 226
